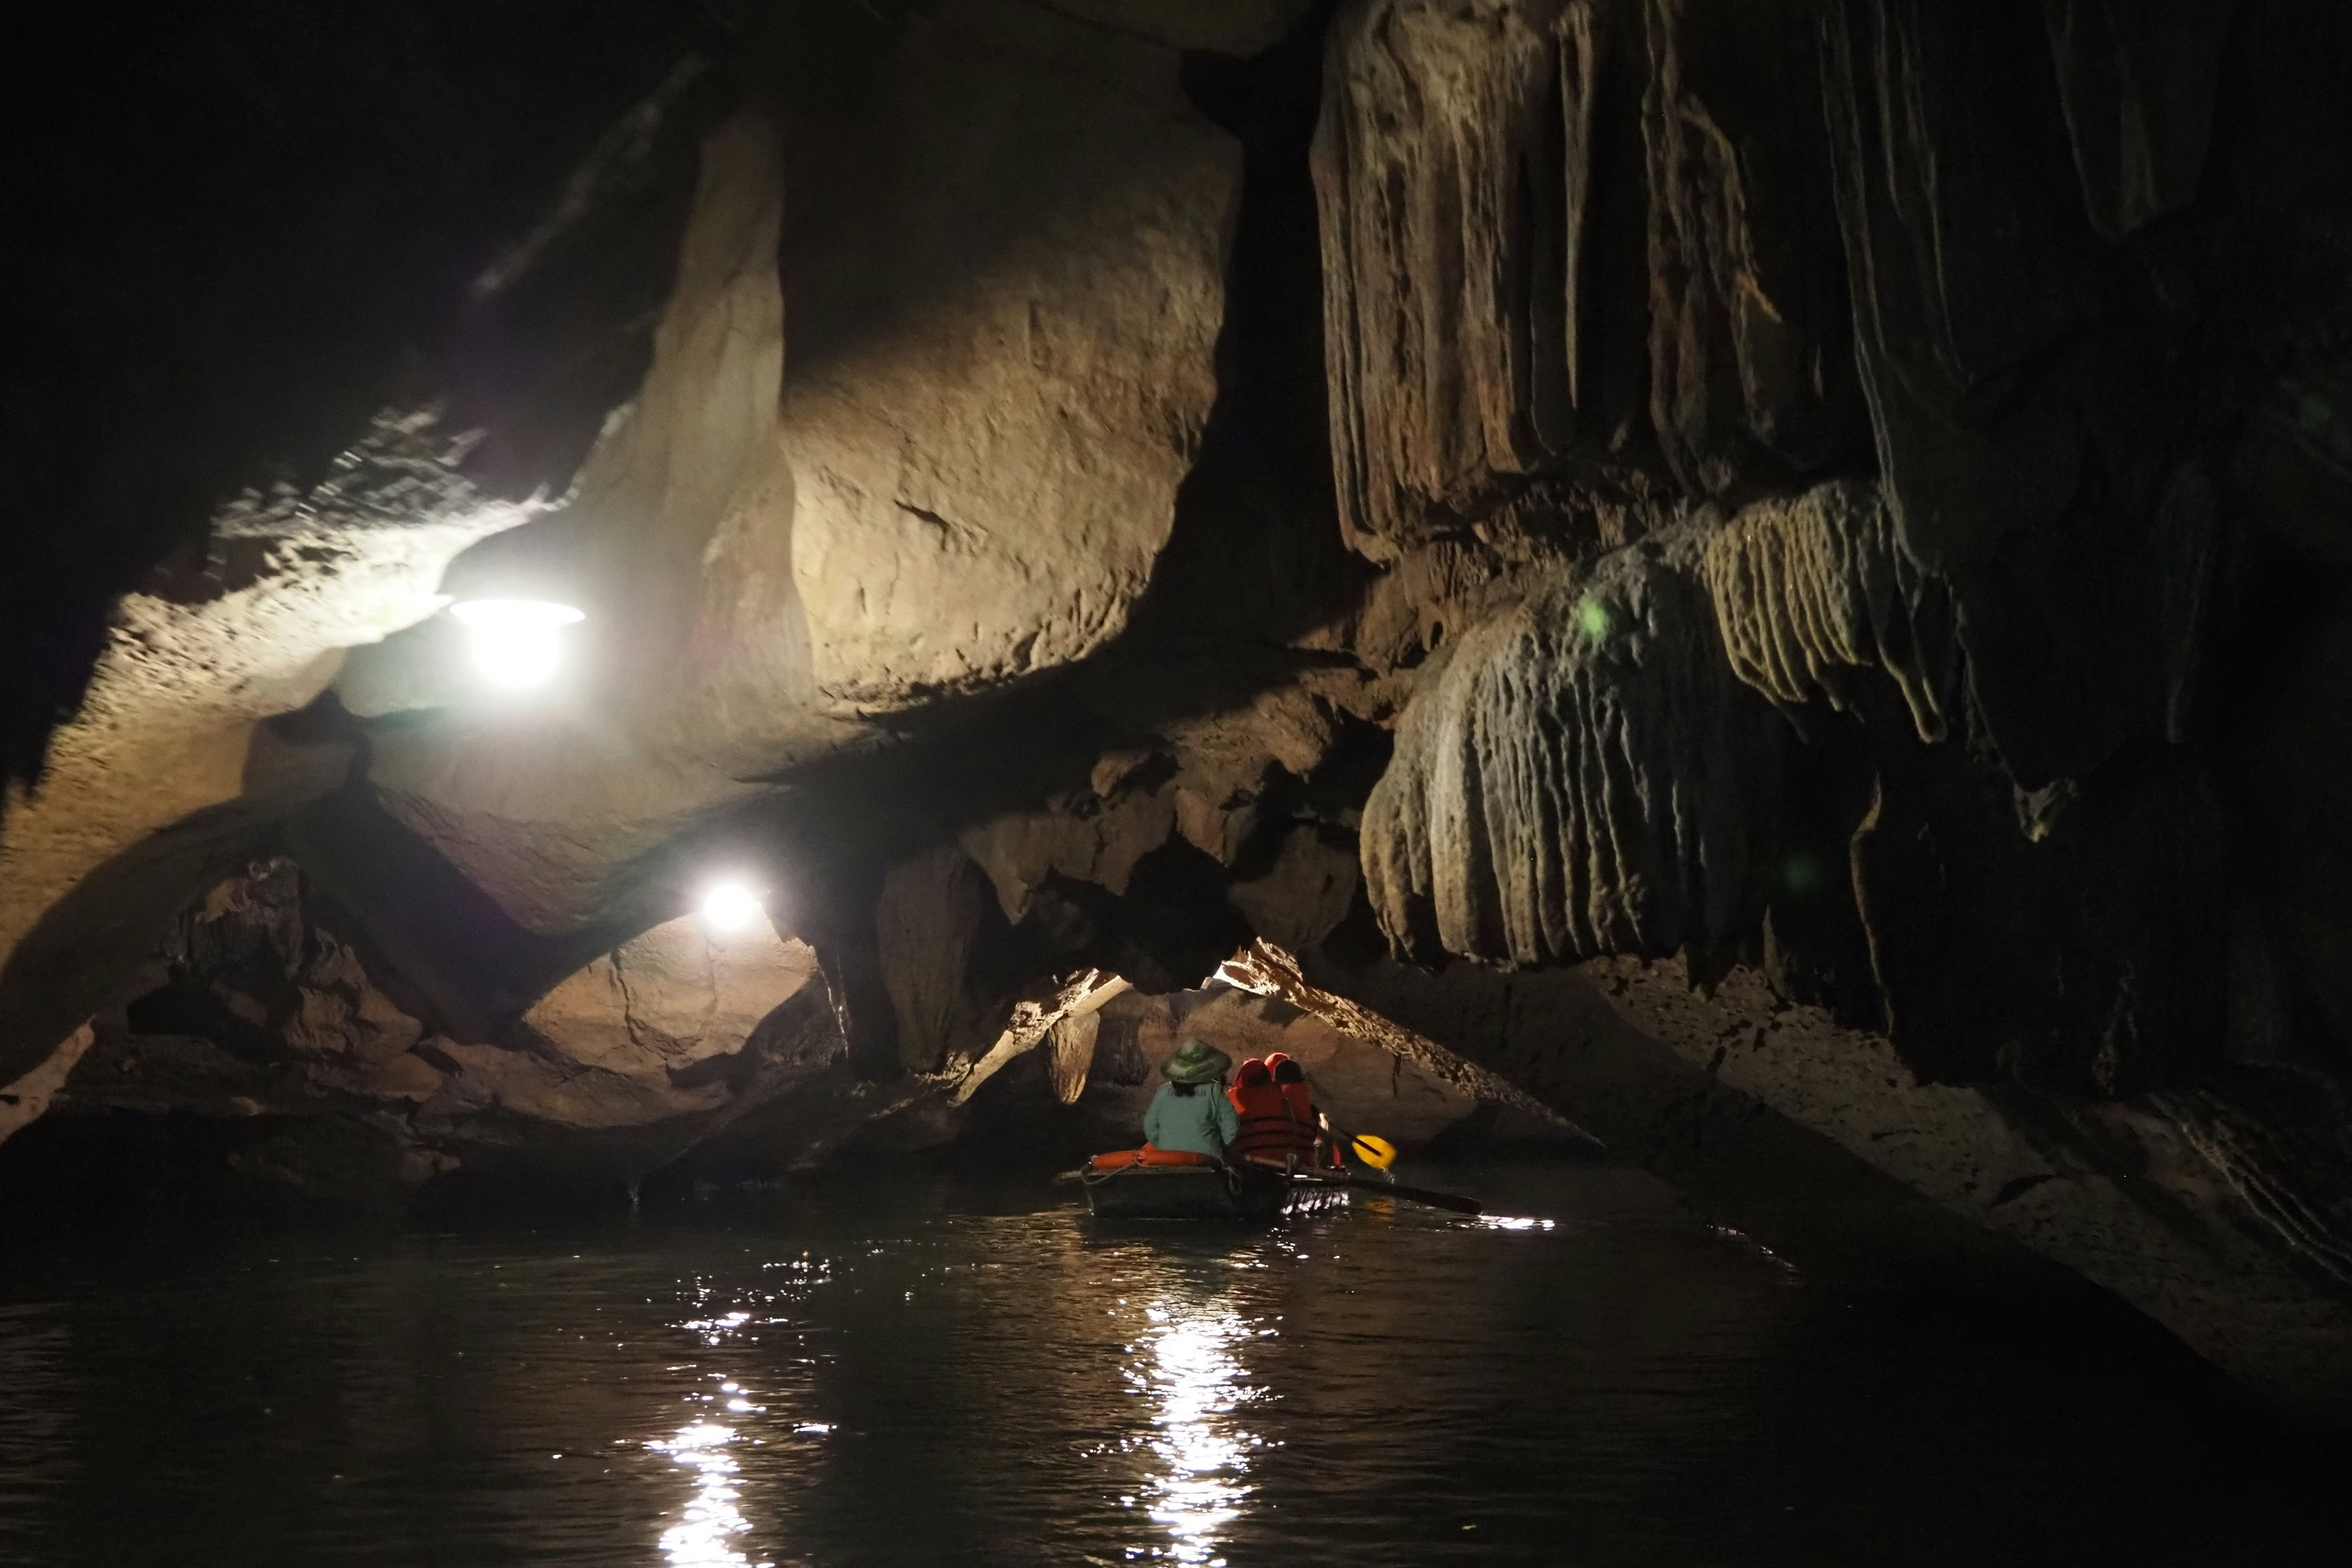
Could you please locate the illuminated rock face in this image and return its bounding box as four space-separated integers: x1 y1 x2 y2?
7 0 2352 1419
0 414 533 1093
0 861 854 1199
520 917 821 1084
782 2 1234 712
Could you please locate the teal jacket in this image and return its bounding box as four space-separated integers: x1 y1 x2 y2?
1143 1082 1240 1158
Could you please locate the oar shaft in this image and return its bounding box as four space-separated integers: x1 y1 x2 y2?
1344 1175 1482 1216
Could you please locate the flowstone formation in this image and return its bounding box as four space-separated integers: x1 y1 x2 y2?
7 0 2352 1420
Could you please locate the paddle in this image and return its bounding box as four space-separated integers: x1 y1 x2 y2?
1336 1175 1483 1217
1319 1118 1483 1216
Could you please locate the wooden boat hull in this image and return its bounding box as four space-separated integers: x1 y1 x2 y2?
1081 1162 1350 1222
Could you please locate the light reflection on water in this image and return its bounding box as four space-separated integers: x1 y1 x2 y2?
656 1301 775 1567
652 1251 1278 1566
647 1419 766 1568
1129 1298 1263 1566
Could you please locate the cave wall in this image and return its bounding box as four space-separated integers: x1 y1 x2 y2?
1300 0 2352 1417
1322 0 2343 1088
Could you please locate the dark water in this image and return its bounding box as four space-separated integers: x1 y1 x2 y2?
0 1162 2342 1566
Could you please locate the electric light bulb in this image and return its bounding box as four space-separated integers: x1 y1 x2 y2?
701 880 764 933
448 598 585 689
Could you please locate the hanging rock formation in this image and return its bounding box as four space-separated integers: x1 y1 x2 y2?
1362 522 1789 968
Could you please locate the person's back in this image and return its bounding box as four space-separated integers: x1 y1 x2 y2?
1226 1058 1294 1164
1142 1039 1240 1158
1267 1053 1336 1166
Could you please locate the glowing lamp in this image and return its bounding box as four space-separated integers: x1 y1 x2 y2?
448 598 585 688
700 880 765 934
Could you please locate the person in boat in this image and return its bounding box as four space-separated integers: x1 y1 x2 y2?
1142 1039 1240 1161
1265 1052 1342 1168
1226 1056 1298 1166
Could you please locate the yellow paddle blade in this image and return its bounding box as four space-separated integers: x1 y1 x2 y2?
1351 1134 1398 1170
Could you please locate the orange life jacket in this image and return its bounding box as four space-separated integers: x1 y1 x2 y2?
1226 1060 1297 1160
1267 1054 1338 1166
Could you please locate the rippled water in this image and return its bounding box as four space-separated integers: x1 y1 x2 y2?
0 1163 2343 1566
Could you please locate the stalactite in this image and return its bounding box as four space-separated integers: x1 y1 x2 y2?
1363 524 1785 967
1697 478 1958 742
1366 477 1970 971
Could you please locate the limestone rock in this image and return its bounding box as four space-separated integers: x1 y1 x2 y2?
0 413 526 1087
874 846 1006 1074
522 916 820 1077
1054 964 1578 1152
1313 0 1868 555
1044 1009 1101 1106
2235 356 2352 568
1228 824 1360 953
2 1 706 802
1315 0 1593 559
6 862 858 1202
2042 0 2235 241
1697 479 1957 742
1640 0 1866 490
961 786 1180 924
285 933 428 1066
2236 587 2352 1061
785 0 1235 710
1363 525 1784 965
341 107 797 936
1286 941 2352 1425
1050 0 1319 55
0 1025 95 1152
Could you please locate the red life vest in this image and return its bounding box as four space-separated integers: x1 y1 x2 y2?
1266 1054 1338 1166
1227 1059 1296 1161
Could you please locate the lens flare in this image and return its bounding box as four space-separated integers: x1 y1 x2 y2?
449 598 584 688
1575 594 1611 641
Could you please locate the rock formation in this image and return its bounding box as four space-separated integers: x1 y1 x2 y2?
7 0 2352 1422
965 957 1581 1160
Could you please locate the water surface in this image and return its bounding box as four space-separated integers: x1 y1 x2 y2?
0 1163 2340 1565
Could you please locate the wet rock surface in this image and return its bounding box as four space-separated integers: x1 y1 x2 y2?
8 0 2352 1424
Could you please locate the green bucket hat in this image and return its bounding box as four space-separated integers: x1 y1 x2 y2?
1163 1038 1231 1084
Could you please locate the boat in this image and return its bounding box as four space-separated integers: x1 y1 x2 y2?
1079 1150 1351 1222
